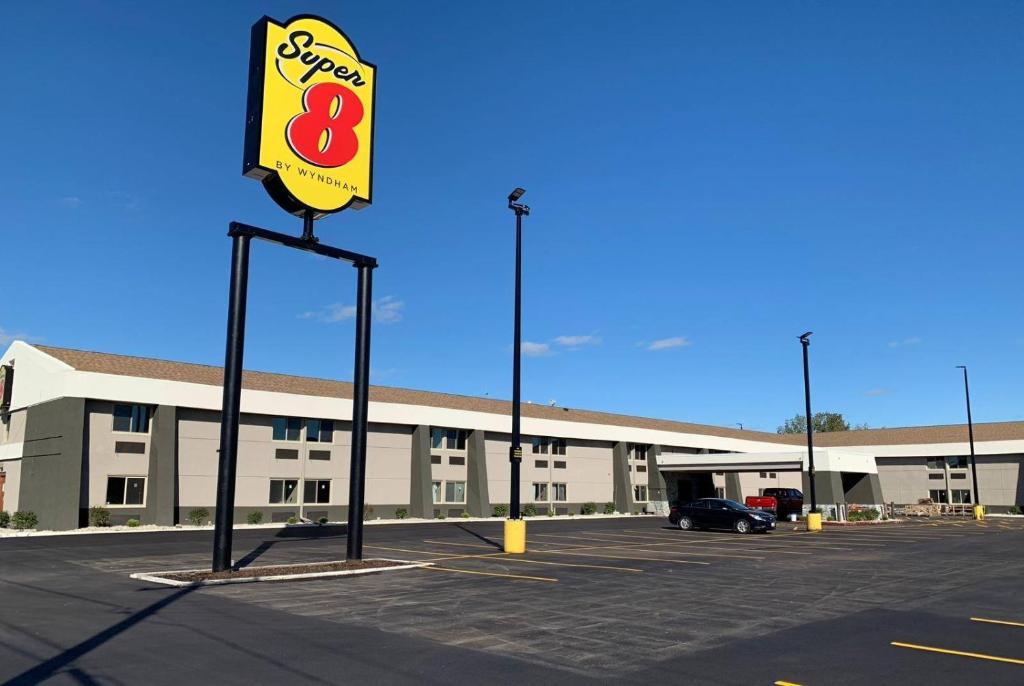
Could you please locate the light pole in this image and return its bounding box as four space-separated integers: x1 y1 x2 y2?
799 332 816 511
507 188 529 521
956 365 980 505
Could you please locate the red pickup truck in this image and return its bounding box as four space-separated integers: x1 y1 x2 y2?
745 488 804 518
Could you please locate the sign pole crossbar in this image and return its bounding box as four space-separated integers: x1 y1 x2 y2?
211 220 377 573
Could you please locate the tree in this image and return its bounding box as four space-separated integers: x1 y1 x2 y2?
777 412 861 434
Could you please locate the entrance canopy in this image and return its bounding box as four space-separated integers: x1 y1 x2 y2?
658 449 878 475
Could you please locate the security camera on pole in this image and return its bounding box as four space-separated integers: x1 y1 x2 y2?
504 187 529 554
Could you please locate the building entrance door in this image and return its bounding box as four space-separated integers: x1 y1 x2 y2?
0 470 6 511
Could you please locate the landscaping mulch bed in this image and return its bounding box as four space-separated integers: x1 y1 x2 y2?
160 559 405 583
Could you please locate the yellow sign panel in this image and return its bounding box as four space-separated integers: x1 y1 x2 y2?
243 15 376 217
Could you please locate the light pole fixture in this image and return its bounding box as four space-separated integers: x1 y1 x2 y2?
956 365 980 505
507 188 530 522
799 332 817 511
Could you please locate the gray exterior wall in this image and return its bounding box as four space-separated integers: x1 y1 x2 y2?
409 425 433 518
19 397 86 530
612 442 633 513
466 429 490 516
144 405 178 525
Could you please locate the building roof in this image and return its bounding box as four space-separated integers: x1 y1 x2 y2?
34 344 1024 448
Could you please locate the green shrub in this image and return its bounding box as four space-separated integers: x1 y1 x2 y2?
126 518 141 528
286 516 298 525
1009 506 1022 515
436 512 446 520
523 503 538 517
395 507 408 519
89 506 111 527
12 511 38 530
493 504 508 518
318 516 329 525
460 511 471 519
847 508 881 522
246 511 264 525
187 508 209 526
547 509 555 517
582 502 596 515
0 510 10 528
603 502 616 515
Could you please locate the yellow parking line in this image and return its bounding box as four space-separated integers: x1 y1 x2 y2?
531 548 711 565
422 566 558 582
971 617 1024 629
891 641 1024 665
365 544 504 563
422 539 498 549
530 532 814 555
494 557 642 573
775 681 803 686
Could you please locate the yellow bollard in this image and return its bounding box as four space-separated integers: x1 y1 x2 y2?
973 505 985 521
504 518 527 553
807 512 822 532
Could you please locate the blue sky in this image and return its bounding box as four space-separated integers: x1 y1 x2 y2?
3 1 1023 432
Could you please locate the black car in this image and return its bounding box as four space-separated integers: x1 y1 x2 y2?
668 498 776 534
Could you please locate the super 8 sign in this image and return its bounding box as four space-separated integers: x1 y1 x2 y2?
243 15 376 217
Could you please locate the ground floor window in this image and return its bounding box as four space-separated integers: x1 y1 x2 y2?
106 476 145 505
303 479 331 504
634 485 648 502
533 482 548 501
432 481 441 504
270 479 299 504
928 489 948 504
552 483 567 502
952 489 972 504
715 487 725 499
445 481 466 503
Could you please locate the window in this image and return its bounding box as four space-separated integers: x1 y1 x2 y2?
432 481 441 504
926 457 944 470
759 472 767 478
947 456 969 469
634 485 648 501
430 455 442 465
105 476 145 505
928 473 944 480
303 479 331 504
275 448 299 460
448 456 465 466
432 428 467 450
113 404 150 433
532 436 549 454
928 489 948 504
552 483 567 502
273 417 302 441
551 438 566 456
445 481 466 503
630 444 648 460
534 459 548 468
115 441 145 454
533 482 548 501
553 461 566 469
952 489 972 504
715 487 726 499
636 464 647 473
769 472 777 478
950 473 967 480
269 479 299 504
306 419 334 443
309 450 331 461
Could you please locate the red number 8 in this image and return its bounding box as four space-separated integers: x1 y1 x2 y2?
286 82 364 168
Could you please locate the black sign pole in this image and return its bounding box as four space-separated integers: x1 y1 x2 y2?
506 189 529 520
800 332 816 512
212 233 252 572
346 262 374 560
210 221 377 572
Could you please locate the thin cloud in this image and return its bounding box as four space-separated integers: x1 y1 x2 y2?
864 388 890 397
553 334 601 348
0 327 40 346
522 341 552 357
299 296 404 324
888 336 922 348
647 336 691 351
58 196 82 209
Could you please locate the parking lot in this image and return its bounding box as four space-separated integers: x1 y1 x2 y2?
2 516 1024 685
